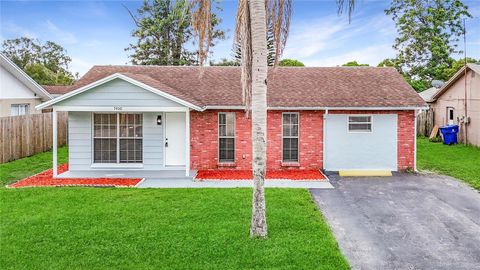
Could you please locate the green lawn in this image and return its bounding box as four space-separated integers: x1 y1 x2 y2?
417 138 480 190
0 150 348 269
0 146 68 186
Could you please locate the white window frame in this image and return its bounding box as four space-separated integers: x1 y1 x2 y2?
347 115 373 133
282 112 300 163
92 112 143 166
218 112 236 163
11 104 29 116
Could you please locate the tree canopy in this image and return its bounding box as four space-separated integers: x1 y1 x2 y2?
279 59 305 66
125 0 225 66
342 60 369 67
2 37 76 85
385 0 471 91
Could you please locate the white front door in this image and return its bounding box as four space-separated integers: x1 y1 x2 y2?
165 112 186 166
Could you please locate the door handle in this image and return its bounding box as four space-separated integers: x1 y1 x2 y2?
165 138 168 147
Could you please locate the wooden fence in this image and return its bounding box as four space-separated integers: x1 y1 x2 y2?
0 112 67 163
417 109 434 137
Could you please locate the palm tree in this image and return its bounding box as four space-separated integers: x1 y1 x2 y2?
191 0 356 238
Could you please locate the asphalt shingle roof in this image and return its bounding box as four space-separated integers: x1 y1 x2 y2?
69 65 426 108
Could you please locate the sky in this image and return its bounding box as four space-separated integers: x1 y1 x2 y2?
1 0 479 76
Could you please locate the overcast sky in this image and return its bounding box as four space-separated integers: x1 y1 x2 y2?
1 0 479 76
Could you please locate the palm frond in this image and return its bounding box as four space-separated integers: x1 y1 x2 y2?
265 0 292 66
191 0 212 66
336 0 356 22
235 0 252 116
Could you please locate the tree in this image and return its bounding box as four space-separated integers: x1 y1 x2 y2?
191 0 355 239
385 0 471 84
2 37 76 85
279 59 305 66
342 60 368 66
125 0 225 65
439 57 478 80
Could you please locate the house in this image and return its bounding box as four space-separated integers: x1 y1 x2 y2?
429 64 480 146
419 87 439 105
36 65 426 178
0 53 53 117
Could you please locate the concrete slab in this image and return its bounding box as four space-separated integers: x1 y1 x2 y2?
310 173 480 270
137 179 333 189
57 170 196 180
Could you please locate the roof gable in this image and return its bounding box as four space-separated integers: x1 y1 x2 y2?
432 64 480 101
0 53 52 100
36 73 202 110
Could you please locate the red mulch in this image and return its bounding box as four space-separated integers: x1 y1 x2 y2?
195 170 326 181
8 164 143 188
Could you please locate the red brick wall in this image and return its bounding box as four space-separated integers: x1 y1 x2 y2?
266 111 324 169
190 109 415 171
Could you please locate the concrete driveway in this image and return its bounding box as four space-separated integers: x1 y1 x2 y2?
311 174 480 270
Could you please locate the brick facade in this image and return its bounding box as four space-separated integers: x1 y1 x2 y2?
190 109 415 171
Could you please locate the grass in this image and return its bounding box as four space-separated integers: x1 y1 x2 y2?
0 146 68 186
0 150 349 269
417 137 480 190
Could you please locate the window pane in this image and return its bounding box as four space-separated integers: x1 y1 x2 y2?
291 124 298 136
226 113 235 136
219 138 234 162
349 116 371 123
349 123 372 131
290 114 298 124
94 138 117 163
282 138 298 162
120 139 143 163
219 113 226 125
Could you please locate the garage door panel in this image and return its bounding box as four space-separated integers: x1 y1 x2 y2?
324 114 397 171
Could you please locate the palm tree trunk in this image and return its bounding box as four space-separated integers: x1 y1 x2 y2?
249 0 268 238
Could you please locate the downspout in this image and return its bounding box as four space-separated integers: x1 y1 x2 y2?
323 109 328 171
414 109 418 172
463 19 468 145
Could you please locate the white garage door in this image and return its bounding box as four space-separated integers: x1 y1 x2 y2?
324 114 397 171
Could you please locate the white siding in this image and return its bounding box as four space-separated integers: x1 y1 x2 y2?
68 111 165 171
324 114 397 171
68 111 92 170
0 65 39 99
143 112 164 169
56 79 183 107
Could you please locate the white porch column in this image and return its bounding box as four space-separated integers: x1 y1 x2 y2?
185 109 190 177
52 108 58 177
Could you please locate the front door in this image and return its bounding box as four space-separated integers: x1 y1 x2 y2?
165 112 186 166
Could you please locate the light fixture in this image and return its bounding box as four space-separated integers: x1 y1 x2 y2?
157 115 162 125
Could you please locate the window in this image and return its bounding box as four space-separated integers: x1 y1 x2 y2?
11 104 29 116
282 113 299 162
447 107 454 125
93 113 143 164
218 112 235 162
348 115 372 132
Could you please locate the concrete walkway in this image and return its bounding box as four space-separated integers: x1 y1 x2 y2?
311 173 480 270
137 179 333 188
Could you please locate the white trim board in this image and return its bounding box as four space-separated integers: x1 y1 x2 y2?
36 73 202 111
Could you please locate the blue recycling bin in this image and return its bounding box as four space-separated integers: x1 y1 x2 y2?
439 125 459 145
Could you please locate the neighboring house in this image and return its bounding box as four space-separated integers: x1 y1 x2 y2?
419 87 439 105
43 85 74 98
430 64 480 146
0 53 53 117
36 66 426 178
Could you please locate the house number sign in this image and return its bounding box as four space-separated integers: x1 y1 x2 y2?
113 106 123 111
